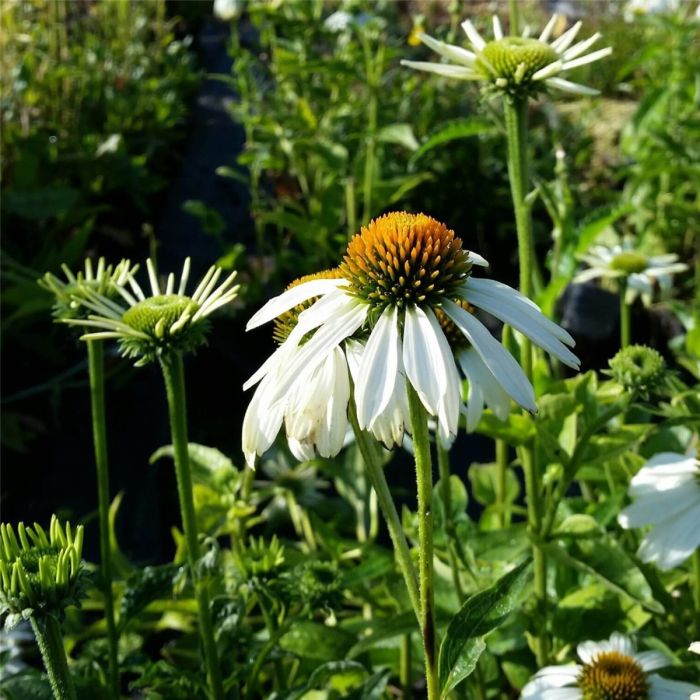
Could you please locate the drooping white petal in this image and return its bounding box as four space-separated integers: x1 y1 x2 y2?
468 251 489 267
618 484 699 528
648 673 700 700
521 664 581 700
400 60 480 80
418 33 477 66
369 364 409 448
461 19 486 50
545 76 600 96
573 267 607 284
355 306 400 429
636 501 700 570
550 20 582 53
246 278 344 330
458 348 512 431
561 47 613 71
402 305 448 415
442 300 536 413
242 373 285 467
635 650 672 672
344 339 364 382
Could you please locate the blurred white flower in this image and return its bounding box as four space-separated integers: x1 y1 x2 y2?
324 10 353 33
624 0 680 22
213 0 242 22
574 240 688 305
618 450 700 570
402 13 611 96
522 632 699 700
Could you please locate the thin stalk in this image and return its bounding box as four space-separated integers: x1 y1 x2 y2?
159 354 224 700
361 40 383 225
31 615 77 700
693 549 700 637
508 0 520 34
87 341 119 697
619 277 631 348
400 633 413 700
406 385 437 700
503 96 548 665
437 443 465 603
495 439 510 528
348 401 421 622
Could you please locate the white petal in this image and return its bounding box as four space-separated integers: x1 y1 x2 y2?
551 21 582 53
242 374 285 467
468 251 489 267
561 47 612 71
458 348 511 427
492 15 503 40
608 632 635 657
344 338 364 382
400 60 480 80
637 502 700 570
636 650 671 672
418 32 477 66
442 299 536 412
288 437 316 462
321 347 351 457
462 279 580 369
618 484 700 527
246 278 344 330
532 60 563 81
461 19 486 50
563 33 601 61
545 77 599 96
538 14 559 43
402 305 448 415
573 268 606 284
355 306 400 429
648 674 700 700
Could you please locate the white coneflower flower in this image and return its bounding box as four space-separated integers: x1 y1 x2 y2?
618 450 700 570
243 212 579 460
64 258 239 365
39 257 138 322
522 632 699 700
574 241 688 305
401 14 611 97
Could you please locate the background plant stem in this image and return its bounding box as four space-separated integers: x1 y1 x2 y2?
503 96 549 665
159 354 224 700
31 615 77 700
495 439 510 529
87 340 119 697
619 277 631 348
348 400 421 622
406 384 437 700
437 443 465 603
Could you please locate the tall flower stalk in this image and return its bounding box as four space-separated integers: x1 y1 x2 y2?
65 257 239 700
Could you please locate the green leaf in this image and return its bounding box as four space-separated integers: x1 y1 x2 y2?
468 463 519 507
118 563 182 630
348 611 417 657
3 187 80 220
150 443 238 486
280 621 355 661
377 123 419 151
0 670 53 700
411 117 494 163
109 492 134 579
475 412 535 446
437 560 531 698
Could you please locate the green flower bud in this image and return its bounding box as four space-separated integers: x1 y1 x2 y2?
607 345 666 399
609 252 649 276
0 516 86 626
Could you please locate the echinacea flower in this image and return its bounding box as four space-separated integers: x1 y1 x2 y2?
574 240 688 305
522 632 699 700
64 258 239 365
618 450 700 570
401 14 611 97
243 212 579 464
39 257 138 323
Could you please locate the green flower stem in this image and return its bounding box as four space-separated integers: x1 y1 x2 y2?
348 400 421 623
31 615 77 700
619 277 631 348
504 96 548 665
437 443 465 603
400 633 413 700
495 439 510 529
406 384 438 700
87 340 119 697
159 354 223 700
508 0 520 34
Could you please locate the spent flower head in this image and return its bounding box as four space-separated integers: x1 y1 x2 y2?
402 14 611 98
39 257 138 323
243 212 579 465
65 257 240 366
521 632 699 700
0 516 86 627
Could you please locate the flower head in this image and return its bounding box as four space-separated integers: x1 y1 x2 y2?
65 257 239 365
0 517 85 627
607 345 668 399
243 212 579 464
522 632 699 700
618 450 700 570
402 14 611 97
574 240 688 305
39 257 138 323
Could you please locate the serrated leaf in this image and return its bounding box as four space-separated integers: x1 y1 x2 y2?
280 621 354 661
118 563 182 630
377 123 419 150
411 117 494 162
437 560 531 698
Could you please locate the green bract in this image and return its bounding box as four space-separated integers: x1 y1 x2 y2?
608 344 666 398
0 516 85 627
479 37 559 91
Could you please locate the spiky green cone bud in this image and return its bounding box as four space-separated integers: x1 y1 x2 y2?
0 516 86 629
607 345 668 400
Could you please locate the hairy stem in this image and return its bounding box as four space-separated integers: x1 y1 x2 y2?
504 96 548 665
619 277 631 348
348 400 421 622
495 439 510 529
160 354 223 700
407 384 438 700
31 615 77 700
87 341 119 697
437 443 465 603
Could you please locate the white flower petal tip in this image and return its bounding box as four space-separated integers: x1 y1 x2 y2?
468 252 489 267
689 642 700 655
